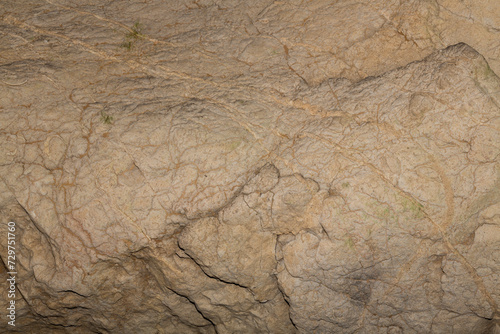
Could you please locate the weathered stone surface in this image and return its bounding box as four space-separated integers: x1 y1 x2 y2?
0 1 499 333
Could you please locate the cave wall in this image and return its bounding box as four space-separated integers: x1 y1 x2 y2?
0 1 499 333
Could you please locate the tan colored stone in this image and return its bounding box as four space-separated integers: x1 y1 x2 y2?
0 1 499 333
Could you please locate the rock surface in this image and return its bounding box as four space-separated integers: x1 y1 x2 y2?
1 1 500 333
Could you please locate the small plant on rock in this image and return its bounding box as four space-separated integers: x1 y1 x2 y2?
100 111 113 124
120 21 143 50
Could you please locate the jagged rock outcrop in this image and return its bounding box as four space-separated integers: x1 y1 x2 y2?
0 1 499 333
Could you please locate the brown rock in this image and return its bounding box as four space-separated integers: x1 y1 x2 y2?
0 1 499 333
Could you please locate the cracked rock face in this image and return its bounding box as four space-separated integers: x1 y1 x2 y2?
1 1 500 333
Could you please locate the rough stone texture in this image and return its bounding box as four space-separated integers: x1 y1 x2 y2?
0 1 499 333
